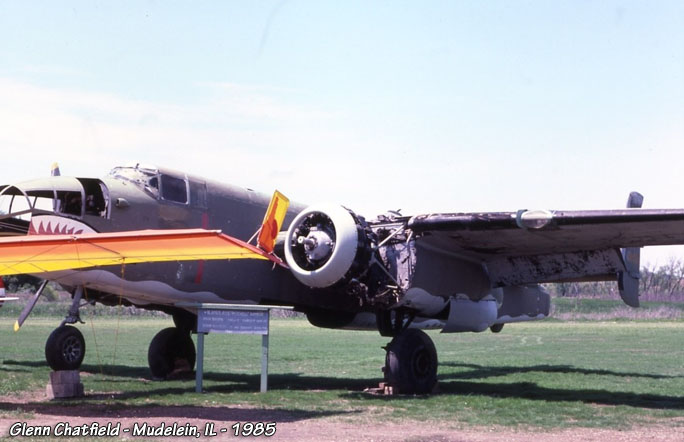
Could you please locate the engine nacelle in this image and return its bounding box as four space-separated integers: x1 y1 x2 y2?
284 204 373 288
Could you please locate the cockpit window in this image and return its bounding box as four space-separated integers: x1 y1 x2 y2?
189 180 207 208
55 191 82 217
160 174 188 204
78 178 109 218
108 165 191 205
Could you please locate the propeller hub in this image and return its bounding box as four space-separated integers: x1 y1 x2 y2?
299 230 334 262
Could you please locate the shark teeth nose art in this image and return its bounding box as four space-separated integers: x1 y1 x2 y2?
28 215 96 235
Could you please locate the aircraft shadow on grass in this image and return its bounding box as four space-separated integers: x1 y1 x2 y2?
2 360 375 399
439 362 682 380
3 360 683 411
0 361 356 422
345 362 684 410
79 363 379 395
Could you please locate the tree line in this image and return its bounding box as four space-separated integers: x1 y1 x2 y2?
548 258 684 302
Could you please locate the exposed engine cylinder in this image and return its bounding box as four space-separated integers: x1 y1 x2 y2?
284 204 373 288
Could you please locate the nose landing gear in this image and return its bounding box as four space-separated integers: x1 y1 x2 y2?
45 286 88 371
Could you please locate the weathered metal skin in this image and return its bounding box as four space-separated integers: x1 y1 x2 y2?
486 249 624 286
410 241 491 301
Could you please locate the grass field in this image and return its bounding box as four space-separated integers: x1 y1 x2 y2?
0 304 682 432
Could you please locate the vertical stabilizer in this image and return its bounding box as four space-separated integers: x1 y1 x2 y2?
618 191 643 307
257 190 290 254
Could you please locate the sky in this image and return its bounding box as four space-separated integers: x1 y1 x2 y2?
0 1 683 264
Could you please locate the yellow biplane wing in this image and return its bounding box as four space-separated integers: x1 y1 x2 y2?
0 229 280 276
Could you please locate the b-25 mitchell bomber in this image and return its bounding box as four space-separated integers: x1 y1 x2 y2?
1 163 684 394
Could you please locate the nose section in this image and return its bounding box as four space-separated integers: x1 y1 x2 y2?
0 177 101 237
0 184 33 236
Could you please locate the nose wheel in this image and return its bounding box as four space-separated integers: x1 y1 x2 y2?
45 286 88 371
45 325 86 371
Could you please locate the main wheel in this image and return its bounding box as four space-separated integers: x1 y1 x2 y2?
148 327 196 379
45 325 86 371
384 329 438 394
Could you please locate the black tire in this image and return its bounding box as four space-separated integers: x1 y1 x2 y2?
384 328 438 394
147 327 196 379
490 323 504 333
45 326 86 371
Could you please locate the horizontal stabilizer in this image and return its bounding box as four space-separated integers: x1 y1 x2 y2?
0 278 19 310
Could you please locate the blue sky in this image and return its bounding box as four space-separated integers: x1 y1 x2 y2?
1 1 683 263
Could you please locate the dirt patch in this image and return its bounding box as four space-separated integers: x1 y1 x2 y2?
0 392 681 441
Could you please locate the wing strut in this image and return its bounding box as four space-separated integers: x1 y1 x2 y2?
14 280 49 331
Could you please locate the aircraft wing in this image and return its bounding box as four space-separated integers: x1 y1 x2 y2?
408 208 684 287
0 229 282 276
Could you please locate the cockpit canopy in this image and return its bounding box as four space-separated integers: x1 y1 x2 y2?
108 163 206 207
0 177 110 235
0 163 208 236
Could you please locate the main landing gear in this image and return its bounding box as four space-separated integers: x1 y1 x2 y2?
147 310 197 379
378 311 439 394
147 327 196 379
383 329 438 394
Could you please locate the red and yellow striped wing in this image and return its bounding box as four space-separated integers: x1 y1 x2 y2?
0 229 277 276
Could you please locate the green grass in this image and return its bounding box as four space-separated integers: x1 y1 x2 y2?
0 311 682 431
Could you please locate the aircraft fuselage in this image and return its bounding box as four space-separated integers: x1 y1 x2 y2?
1 165 363 314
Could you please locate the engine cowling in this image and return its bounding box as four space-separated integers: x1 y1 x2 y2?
284 204 373 288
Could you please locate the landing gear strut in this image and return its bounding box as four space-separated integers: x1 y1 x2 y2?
377 309 414 337
383 329 438 394
147 327 196 379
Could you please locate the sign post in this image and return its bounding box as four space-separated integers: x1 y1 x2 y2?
176 303 292 394
261 333 269 393
196 332 205 393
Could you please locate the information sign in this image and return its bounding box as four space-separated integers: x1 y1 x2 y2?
198 309 269 335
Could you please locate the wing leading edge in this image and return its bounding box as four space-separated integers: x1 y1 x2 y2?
0 229 280 276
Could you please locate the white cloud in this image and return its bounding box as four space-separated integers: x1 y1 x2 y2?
0 77 397 211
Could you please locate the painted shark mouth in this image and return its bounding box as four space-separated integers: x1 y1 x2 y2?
28 215 97 235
